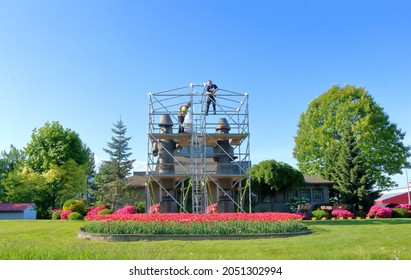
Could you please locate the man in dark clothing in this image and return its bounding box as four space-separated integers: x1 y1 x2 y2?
205 80 218 115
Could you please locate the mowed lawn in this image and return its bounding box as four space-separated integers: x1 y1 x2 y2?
1 219 411 260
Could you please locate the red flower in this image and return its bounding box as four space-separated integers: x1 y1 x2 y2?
85 212 304 223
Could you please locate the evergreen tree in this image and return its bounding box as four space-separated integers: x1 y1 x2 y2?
97 118 135 209
331 126 380 212
85 150 97 205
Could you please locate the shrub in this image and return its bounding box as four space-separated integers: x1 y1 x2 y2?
311 209 329 220
331 209 354 219
87 205 107 216
60 210 72 220
63 199 87 216
134 201 146 213
392 208 410 218
98 209 113 215
354 210 367 218
396 204 411 214
115 206 136 215
367 205 393 218
287 196 309 213
68 212 84 220
51 210 62 220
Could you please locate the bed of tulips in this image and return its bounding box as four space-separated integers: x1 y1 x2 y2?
83 211 306 235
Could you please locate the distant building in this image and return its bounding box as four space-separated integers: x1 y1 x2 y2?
0 203 37 220
375 187 411 205
127 171 146 202
253 175 334 213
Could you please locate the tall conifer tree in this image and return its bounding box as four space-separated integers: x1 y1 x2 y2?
331 126 380 212
97 118 135 209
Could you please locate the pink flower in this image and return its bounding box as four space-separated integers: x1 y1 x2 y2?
367 205 393 218
149 203 160 214
60 210 72 220
206 203 218 214
51 208 62 213
295 212 309 220
331 209 354 219
86 205 107 217
115 206 136 215
396 204 411 214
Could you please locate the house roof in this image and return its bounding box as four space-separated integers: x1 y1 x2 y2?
303 175 334 185
375 187 411 204
0 203 34 212
128 171 146 186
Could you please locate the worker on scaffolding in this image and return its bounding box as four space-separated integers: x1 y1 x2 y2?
178 102 191 133
205 80 219 115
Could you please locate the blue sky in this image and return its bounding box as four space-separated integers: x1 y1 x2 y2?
1 0 410 187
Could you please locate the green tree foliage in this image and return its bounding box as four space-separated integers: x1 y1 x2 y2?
330 126 381 211
25 121 89 172
250 160 304 191
0 146 25 202
96 118 135 209
103 118 135 179
85 150 97 204
94 161 118 206
293 85 410 189
20 121 91 218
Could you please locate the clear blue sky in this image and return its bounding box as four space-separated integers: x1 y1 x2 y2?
1 0 410 187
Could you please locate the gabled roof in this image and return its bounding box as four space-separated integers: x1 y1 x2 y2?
376 187 410 202
303 175 334 185
0 203 35 212
128 171 146 186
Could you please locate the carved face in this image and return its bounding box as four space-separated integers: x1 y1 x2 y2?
160 125 172 133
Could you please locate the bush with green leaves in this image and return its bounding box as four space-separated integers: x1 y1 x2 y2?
68 212 84 220
51 211 62 220
392 208 410 218
134 201 146 213
98 209 113 215
63 199 86 216
311 209 329 219
287 196 309 213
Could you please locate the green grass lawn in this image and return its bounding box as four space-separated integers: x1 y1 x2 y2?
1 219 411 260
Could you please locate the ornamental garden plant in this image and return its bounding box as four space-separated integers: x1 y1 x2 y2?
82 205 306 235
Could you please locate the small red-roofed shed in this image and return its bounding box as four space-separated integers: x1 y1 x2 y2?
0 203 37 219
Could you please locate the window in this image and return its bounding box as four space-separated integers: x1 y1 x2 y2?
274 191 285 203
313 188 324 202
262 195 272 203
287 190 298 201
300 189 311 202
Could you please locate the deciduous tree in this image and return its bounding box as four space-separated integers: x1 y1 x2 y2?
293 85 410 189
22 121 91 217
250 160 304 191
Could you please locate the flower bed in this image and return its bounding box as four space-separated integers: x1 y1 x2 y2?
83 212 306 235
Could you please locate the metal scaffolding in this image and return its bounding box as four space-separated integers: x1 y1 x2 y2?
146 83 251 213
